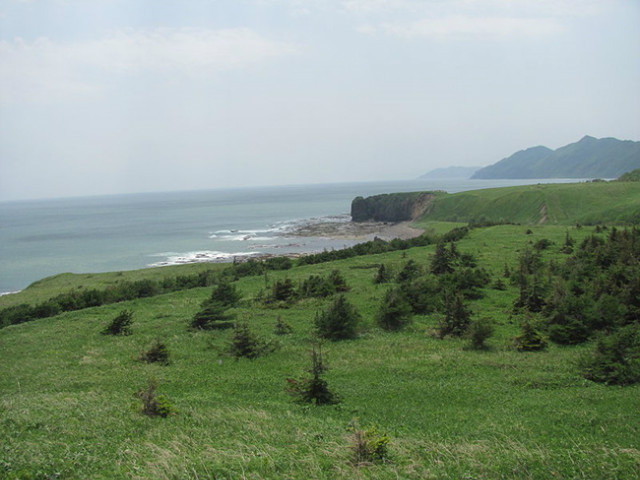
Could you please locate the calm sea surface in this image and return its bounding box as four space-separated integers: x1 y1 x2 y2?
0 179 583 293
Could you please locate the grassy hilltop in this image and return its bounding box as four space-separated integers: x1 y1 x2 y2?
1 181 639 479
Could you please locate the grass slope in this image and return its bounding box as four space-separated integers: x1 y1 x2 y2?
1 223 639 479
422 181 640 225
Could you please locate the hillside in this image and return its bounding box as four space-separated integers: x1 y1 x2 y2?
353 181 640 227
472 136 640 179
1 220 639 479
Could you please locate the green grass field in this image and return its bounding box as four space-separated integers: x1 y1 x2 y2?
2 222 639 479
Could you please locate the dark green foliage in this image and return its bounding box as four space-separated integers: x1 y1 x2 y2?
327 269 349 292
374 263 392 284
581 324 640 385
135 378 176 417
465 317 494 350
430 242 453 275
513 319 547 351
561 230 575 253
438 293 471 338
208 282 241 308
264 256 293 271
190 301 235 330
617 168 640 182
533 238 553 251
492 278 506 290
269 278 297 304
228 322 271 359
376 289 413 331
139 339 170 365
286 347 338 405
299 275 335 298
403 275 440 314
315 295 360 341
397 259 421 283
102 309 133 336
274 315 293 335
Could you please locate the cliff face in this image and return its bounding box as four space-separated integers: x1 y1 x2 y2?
351 192 435 222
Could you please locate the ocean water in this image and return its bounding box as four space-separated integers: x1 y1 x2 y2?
0 179 584 294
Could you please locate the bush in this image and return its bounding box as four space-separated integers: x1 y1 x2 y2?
190 301 235 330
315 295 361 341
437 293 470 338
102 310 133 336
581 324 640 385
274 315 293 335
374 263 392 284
228 322 273 359
376 289 413 331
465 317 494 350
513 319 547 351
209 282 241 308
350 425 391 465
135 378 176 417
286 346 338 405
139 339 170 365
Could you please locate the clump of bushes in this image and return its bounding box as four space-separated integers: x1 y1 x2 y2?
190 301 235 330
581 324 640 385
274 315 293 335
465 317 494 350
228 322 275 359
376 289 413 331
513 319 547 351
102 309 133 336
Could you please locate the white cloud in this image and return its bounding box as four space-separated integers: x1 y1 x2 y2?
0 27 299 103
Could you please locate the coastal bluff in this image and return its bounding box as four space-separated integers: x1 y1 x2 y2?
350 192 437 223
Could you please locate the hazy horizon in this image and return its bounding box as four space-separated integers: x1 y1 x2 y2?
1 0 639 201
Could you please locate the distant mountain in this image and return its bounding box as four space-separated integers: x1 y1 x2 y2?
472 136 640 179
419 166 480 179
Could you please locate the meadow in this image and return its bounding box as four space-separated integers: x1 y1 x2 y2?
1 221 639 479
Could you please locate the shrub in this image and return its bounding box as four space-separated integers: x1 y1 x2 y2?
327 269 349 292
350 425 391 465
274 315 293 335
581 324 640 385
228 322 273 359
513 319 547 351
139 339 171 365
286 346 338 405
465 317 494 350
209 282 241 308
102 310 133 336
374 263 392 284
437 293 470 338
397 259 421 283
315 295 361 341
190 301 235 330
533 238 553 251
430 242 453 275
376 289 413 331
135 378 176 417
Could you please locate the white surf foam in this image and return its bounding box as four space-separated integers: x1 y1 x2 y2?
148 250 261 267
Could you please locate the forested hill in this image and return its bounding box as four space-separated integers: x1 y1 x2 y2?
472 136 640 179
352 181 640 226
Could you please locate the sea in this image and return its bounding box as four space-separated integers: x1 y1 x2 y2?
0 178 585 295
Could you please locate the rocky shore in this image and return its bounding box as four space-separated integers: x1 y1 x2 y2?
287 219 424 241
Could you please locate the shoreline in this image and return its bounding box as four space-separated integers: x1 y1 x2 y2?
286 219 424 242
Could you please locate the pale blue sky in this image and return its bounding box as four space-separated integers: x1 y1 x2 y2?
1 0 639 200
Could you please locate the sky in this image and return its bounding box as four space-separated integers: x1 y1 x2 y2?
1 0 639 201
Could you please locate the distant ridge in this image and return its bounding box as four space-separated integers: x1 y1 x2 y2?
419 166 480 179
472 136 640 179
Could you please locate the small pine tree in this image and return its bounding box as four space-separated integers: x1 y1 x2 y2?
465 317 494 350
102 309 133 336
328 269 349 292
397 259 421 283
376 289 413 331
135 378 176 417
431 242 453 275
581 324 640 385
286 346 338 405
438 293 471 338
190 301 235 330
274 315 293 335
228 322 265 359
374 263 391 284
513 319 547 351
315 295 360 341
209 282 241 308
